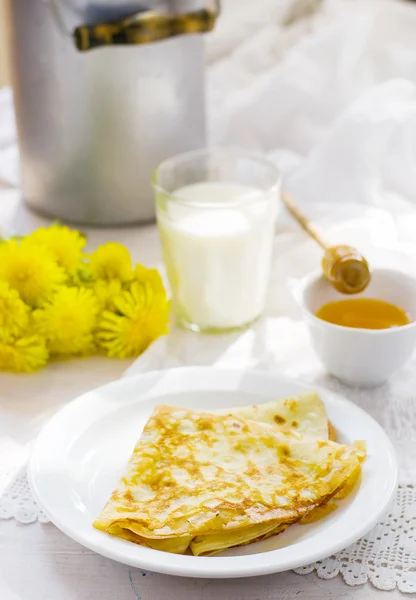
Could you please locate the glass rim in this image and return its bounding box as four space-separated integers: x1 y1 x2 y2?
152 148 281 209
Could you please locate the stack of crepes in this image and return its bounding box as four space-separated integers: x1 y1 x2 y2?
93 392 365 555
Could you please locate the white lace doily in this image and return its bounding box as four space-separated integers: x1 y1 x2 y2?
0 470 48 524
295 484 416 593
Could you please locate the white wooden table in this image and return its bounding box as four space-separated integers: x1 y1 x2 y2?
0 194 406 599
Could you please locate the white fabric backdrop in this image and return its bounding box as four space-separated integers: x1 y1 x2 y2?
207 0 416 211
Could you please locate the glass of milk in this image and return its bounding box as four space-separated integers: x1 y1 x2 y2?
153 148 281 332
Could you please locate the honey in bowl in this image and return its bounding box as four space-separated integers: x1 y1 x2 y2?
315 298 411 330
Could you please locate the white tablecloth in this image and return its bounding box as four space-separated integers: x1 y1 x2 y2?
1 198 416 599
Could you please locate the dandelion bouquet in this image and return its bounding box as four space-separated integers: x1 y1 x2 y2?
0 225 170 372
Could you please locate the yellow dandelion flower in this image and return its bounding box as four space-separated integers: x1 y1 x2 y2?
0 335 48 373
28 224 86 275
89 242 132 282
73 262 95 285
94 279 123 312
0 239 65 307
134 263 166 293
34 286 99 355
97 280 169 359
0 281 29 340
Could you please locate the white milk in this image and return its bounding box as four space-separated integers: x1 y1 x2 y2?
158 182 278 331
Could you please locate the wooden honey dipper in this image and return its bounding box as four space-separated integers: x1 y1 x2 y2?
282 193 371 294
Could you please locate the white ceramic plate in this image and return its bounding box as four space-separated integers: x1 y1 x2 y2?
29 367 397 579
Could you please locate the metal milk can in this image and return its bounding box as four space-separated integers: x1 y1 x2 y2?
5 0 218 225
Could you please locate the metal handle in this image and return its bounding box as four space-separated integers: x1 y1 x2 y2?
75 2 219 51
74 0 219 52
48 1 219 51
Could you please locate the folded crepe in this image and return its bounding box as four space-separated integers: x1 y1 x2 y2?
217 393 362 522
93 403 361 555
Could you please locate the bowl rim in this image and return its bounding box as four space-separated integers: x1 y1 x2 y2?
296 267 416 335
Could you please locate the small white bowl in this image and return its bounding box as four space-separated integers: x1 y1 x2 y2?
296 268 416 387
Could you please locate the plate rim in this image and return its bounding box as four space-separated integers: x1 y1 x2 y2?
28 366 398 579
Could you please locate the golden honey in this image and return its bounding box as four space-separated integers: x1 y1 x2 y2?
315 298 410 330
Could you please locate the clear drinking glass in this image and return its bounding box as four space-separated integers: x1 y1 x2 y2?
153 148 281 333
